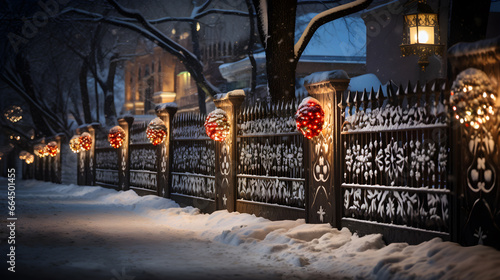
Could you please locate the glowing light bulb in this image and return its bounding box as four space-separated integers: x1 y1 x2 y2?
414 30 429 43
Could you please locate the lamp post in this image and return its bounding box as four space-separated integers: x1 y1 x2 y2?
400 0 444 71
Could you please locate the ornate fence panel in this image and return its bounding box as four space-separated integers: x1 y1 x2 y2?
171 113 216 203
340 83 451 243
94 128 119 188
236 100 306 219
129 120 158 193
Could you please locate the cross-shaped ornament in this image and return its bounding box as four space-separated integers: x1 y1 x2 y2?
222 194 227 206
317 206 326 223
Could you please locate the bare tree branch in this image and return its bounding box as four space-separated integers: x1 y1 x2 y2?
294 0 372 61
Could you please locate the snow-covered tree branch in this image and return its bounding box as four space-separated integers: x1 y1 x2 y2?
294 0 373 61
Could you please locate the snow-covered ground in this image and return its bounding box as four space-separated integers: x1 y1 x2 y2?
1 178 500 280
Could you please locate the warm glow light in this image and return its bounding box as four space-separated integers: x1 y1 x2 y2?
69 135 82 153
196 22 201 31
146 118 167 145
47 141 59 157
295 97 325 139
409 26 434 44
108 126 126 149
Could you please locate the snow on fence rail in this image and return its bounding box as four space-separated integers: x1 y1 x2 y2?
340 81 451 236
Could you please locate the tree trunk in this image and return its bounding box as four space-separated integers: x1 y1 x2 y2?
14 53 53 137
255 0 297 103
246 0 257 95
79 61 92 123
104 54 119 127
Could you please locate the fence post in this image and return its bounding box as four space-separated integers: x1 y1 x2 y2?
51 133 64 184
214 90 245 212
34 140 43 181
156 103 178 198
87 124 99 186
118 116 134 191
304 70 350 228
76 132 86 186
41 138 50 182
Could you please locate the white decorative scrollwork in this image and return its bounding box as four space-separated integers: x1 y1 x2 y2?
237 177 304 208
467 133 496 193
130 171 157 191
173 142 215 175
95 150 118 169
221 143 230 176
96 169 119 184
172 174 215 199
344 187 449 232
130 148 157 170
238 139 303 177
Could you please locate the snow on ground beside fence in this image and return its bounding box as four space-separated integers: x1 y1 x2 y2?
13 180 500 279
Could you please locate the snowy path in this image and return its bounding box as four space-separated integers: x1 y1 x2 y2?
1 178 500 280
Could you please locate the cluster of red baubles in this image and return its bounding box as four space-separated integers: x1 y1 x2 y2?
146 117 167 146
108 126 126 148
33 141 59 158
204 109 230 142
66 99 325 154
46 141 59 157
80 132 92 151
295 97 325 139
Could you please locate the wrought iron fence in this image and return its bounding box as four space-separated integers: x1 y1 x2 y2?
129 120 158 193
236 100 306 208
340 82 451 234
171 112 216 200
94 128 119 188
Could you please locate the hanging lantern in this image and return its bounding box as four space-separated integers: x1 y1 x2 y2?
400 0 444 71
204 109 230 142
146 117 167 146
3 105 23 123
108 126 126 148
450 68 496 129
47 141 59 157
80 132 92 151
69 135 82 153
295 97 325 139
34 144 45 158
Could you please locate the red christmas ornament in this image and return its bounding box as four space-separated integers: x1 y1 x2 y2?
69 135 82 153
80 132 92 151
25 153 34 164
204 109 230 142
42 145 50 157
108 126 126 148
34 144 45 158
146 117 167 146
47 141 59 157
295 97 325 139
